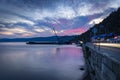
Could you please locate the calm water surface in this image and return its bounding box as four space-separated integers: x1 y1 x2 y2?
0 42 85 80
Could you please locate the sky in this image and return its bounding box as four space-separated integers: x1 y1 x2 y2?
0 0 120 38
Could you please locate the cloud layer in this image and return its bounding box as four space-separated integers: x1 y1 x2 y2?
0 0 120 38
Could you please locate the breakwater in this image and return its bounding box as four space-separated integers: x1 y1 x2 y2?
82 43 120 80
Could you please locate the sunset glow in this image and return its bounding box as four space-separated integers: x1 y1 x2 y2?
0 0 120 38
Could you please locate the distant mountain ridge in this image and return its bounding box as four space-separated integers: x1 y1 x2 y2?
0 36 75 42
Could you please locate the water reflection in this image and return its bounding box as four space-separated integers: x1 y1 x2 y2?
0 43 85 80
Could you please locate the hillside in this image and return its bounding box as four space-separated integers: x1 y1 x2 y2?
77 7 120 42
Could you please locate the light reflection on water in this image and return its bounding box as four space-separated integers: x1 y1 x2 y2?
0 42 85 80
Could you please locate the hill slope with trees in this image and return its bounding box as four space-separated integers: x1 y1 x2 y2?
77 7 120 42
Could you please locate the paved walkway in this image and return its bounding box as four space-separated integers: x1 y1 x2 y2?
86 43 120 62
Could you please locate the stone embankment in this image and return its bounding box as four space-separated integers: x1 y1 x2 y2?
82 43 120 80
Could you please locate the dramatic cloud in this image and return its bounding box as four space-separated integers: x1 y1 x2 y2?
89 18 103 25
0 0 119 38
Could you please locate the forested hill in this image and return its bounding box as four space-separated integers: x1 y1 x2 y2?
77 7 120 42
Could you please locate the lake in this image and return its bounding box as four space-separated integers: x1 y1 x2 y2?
0 42 85 80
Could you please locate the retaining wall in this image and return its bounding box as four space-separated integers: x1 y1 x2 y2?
82 44 120 80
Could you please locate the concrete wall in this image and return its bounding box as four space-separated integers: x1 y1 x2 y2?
83 44 120 80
